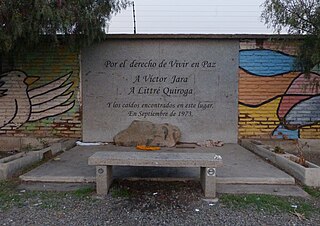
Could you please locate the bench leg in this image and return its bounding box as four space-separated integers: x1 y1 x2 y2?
96 165 113 195
200 167 216 198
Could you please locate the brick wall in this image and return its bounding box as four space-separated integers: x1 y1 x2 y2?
0 46 81 138
239 39 320 139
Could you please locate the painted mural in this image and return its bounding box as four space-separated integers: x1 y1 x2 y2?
0 70 75 130
0 46 81 138
239 49 320 139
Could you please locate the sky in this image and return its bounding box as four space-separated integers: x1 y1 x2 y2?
108 0 278 34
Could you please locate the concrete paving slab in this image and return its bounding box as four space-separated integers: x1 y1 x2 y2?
20 146 96 183
20 144 294 185
215 144 295 184
18 182 95 192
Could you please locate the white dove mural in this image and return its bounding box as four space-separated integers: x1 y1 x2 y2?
0 70 75 129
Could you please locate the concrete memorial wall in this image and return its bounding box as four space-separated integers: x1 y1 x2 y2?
82 38 239 143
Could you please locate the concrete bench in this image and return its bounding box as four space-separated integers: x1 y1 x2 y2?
88 150 223 198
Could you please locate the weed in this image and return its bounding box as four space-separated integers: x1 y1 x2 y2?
37 138 50 148
274 146 285 154
295 140 309 167
21 143 34 152
111 187 131 198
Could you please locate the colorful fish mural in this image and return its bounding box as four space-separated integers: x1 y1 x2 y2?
239 49 320 139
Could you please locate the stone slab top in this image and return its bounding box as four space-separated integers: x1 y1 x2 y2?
103 34 304 40
88 150 223 168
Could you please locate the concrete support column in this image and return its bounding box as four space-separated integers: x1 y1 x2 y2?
96 165 113 195
200 167 216 198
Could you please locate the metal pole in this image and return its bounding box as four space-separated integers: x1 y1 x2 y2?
0 54 2 74
133 1 136 34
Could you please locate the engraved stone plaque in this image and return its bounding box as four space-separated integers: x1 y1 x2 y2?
82 39 239 142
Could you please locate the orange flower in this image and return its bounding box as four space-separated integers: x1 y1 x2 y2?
136 145 161 151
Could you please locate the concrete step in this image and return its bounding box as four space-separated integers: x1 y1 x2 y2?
18 182 308 198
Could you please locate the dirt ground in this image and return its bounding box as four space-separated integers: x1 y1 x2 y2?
1 179 320 226
257 139 320 166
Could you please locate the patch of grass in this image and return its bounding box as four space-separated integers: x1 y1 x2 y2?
0 179 18 191
0 180 65 210
0 179 27 209
0 180 19 199
0 180 95 210
111 187 131 198
303 186 320 198
72 187 95 198
36 192 70 209
220 194 315 216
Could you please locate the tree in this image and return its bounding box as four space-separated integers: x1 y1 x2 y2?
0 0 130 55
261 0 320 73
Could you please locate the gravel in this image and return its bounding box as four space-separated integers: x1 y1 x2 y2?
1 180 320 226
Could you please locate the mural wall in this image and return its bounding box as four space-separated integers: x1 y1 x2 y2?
239 40 320 139
0 47 81 138
1 37 319 140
